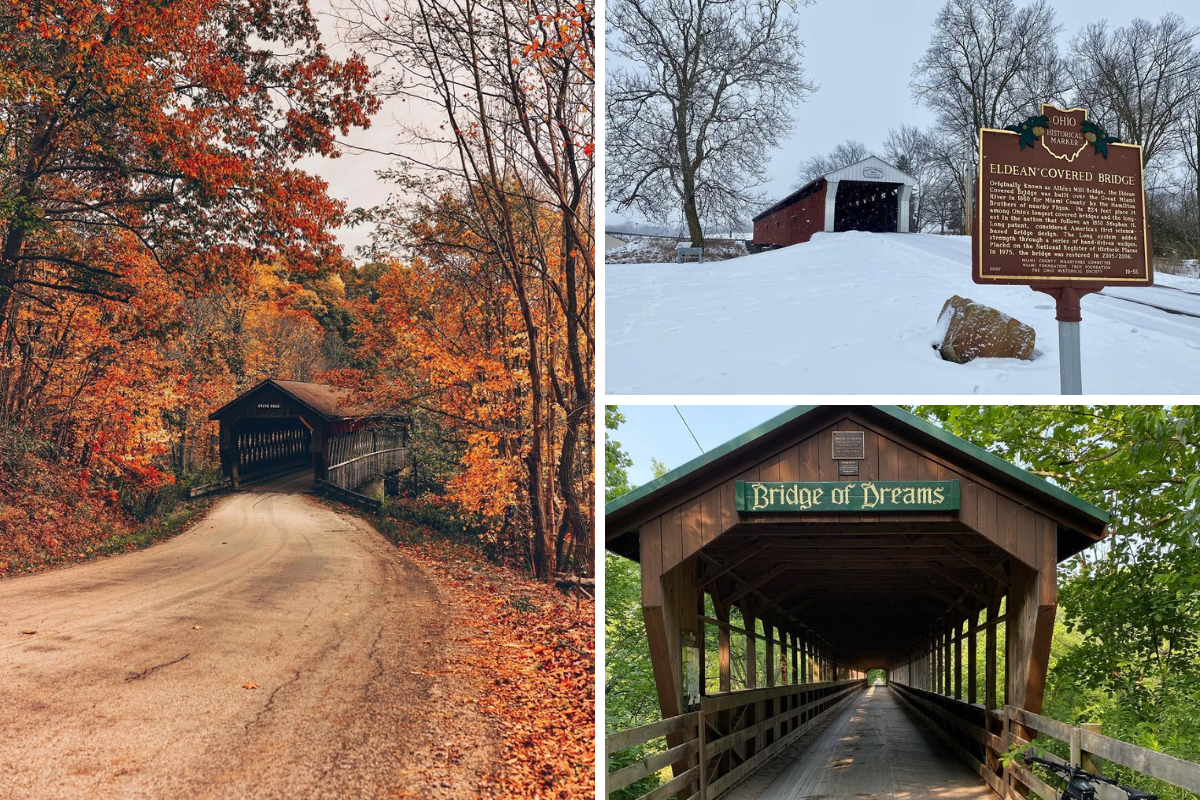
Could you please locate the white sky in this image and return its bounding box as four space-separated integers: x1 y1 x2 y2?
296 0 445 259
604 0 1187 230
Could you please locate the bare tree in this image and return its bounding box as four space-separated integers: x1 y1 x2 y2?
796 140 872 184
1070 15 1200 169
912 0 1066 145
882 126 937 232
607 0 816 246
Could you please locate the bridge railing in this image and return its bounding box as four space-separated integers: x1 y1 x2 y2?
605 712 701 800
890 681 1006 794
324 428 409 491
1003 706 1200 800
891 681 1200 800
605 678 865 800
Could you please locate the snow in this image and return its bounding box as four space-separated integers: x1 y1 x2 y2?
606 232 1200 394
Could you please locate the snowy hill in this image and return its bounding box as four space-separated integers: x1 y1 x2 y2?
606 232 1200 394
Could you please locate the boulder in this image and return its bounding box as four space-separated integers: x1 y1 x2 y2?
936 295 1035 364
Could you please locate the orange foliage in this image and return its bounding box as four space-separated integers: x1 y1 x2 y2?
398 537 595 798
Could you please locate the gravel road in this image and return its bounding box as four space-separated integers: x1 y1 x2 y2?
0 472 495 799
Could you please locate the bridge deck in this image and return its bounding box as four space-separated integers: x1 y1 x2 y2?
724 683 996 800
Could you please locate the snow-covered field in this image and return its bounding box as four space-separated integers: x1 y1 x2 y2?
606 232 1200 394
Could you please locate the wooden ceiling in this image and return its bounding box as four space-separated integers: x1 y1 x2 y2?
696 526 1010 669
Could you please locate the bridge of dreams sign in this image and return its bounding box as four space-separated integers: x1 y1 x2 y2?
973 104 1150 287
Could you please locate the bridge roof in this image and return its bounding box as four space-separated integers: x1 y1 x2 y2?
208 379 376 422
605 405 1108 562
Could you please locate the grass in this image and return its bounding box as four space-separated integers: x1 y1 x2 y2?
90 498 215 558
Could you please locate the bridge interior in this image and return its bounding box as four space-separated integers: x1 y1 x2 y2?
833 180 901 233
604 406 1109 800
232 417 312 482
725 682 994 800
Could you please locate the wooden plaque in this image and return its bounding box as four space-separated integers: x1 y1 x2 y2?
974 104 1150 287
832 431 865 460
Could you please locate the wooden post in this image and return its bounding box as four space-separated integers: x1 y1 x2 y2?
791 629 799 686
944 626 952 696
765 619 776 688
698 592 707 698
954 617 963 700
1080 723 1102 774
1007 537 1057 716
744 604 757 760
715 602 731 781
968 604 979 705
698 707 708 800
717 604 731 693
985 599 999 711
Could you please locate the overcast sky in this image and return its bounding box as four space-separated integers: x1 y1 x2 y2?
604 0 1188 231
296 1 445 259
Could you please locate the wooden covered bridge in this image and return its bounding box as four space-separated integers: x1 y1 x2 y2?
209 379 409 494
605 406 1200 800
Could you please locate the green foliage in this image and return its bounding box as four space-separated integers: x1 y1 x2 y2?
606 405 633 502
1004 114 1051 149
915 405 1200 771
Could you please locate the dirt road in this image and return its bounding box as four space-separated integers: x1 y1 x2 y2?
0 473 495 799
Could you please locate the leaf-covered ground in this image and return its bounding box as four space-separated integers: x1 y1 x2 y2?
394 538 595 798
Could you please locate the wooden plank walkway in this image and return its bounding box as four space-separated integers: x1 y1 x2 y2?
724 682 997 800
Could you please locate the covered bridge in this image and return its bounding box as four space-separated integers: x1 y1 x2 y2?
604 405 1132 800
752 157 917 249
209 379 409 490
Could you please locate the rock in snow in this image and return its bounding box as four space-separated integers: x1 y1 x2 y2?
936 295 1035 364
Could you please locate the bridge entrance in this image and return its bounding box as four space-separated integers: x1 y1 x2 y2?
209 379 410 491
604 406 1110 799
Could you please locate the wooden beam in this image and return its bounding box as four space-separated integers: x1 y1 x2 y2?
699 540 772 588
941 538 1009 586
925 581 974 618
725 564 792 607
928 561 993 605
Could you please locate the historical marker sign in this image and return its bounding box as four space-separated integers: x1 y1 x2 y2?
974 104 1150 287
831 431 865 460
735 480 960 513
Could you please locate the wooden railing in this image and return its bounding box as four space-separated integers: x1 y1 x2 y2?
891 681 1006 795
1003 706 1200 800
324 429 408 491
605 678 865 800
890 681 1200 800
605 712 701 800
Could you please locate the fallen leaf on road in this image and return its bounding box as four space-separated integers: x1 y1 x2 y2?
242 683 259 690
20 630 36 635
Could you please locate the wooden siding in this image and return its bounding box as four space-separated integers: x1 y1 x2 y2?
752 181 827 247
647 412 1056 578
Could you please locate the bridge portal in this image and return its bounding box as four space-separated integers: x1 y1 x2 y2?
604 405 1109 798
209 379 409 490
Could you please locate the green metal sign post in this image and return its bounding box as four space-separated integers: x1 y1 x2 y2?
735 480 961 513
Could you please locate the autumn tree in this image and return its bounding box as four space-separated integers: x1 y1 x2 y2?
340 0 595 579
0 0 377 424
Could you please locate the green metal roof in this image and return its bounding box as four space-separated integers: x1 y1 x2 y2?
604 405 1108 525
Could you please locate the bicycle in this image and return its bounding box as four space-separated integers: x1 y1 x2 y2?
1022 748 1158 800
